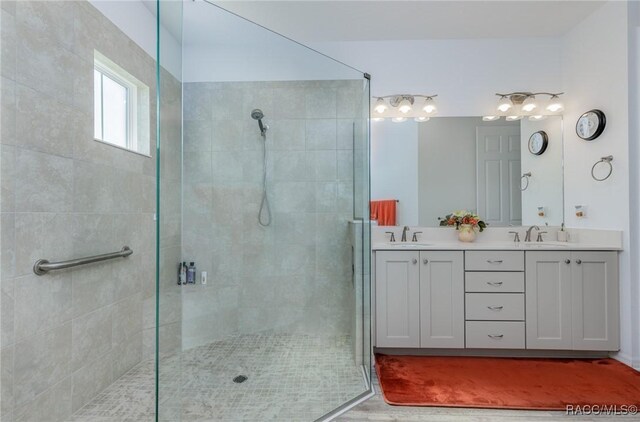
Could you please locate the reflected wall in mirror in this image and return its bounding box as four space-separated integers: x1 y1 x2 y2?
371 116 564 227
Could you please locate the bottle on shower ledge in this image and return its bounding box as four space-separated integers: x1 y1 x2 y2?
187 262 196 284
179 262 187 285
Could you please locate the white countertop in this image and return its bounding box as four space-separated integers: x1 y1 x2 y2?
371 226 623 251
372 241 622 251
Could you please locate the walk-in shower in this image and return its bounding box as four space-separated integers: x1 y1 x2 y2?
156 1 372 420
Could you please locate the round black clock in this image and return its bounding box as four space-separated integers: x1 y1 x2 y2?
576 109 606 141
528 130 548 155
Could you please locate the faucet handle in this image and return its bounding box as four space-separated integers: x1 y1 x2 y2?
411 232 423 242
508 231 520 243
385 231 396 242
536 231 547 242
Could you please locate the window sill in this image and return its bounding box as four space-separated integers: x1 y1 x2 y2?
94 138 152 158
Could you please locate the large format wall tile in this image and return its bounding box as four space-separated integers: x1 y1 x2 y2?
182 80 361 346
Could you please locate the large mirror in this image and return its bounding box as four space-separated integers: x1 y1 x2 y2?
371 116 563 227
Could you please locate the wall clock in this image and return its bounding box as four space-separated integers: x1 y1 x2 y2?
528 130 548 155
576 109 606 141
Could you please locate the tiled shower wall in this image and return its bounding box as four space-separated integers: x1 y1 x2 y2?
0 2 181 421
182 80 363 349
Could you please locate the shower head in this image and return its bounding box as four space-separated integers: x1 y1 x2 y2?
251 109 268 137
251 109 264 120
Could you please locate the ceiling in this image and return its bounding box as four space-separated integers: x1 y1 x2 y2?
211 0 606 42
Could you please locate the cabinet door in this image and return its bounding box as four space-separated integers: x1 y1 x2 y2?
375 251 420 347
571 252 619 351
420 251 464 348
525 251 572 349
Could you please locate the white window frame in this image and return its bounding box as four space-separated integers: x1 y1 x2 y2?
93 50 149 156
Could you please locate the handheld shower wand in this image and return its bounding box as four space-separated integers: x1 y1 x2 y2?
251 109 268 137
251 109 271 226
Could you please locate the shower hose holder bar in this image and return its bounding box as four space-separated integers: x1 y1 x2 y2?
33 246 133 275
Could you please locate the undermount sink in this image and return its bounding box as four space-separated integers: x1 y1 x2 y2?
386 243 433 248
523 242 570 249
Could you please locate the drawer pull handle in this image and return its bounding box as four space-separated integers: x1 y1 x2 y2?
487 306 504 311
487 281 503 287
488 334 504 339
487 260 503 264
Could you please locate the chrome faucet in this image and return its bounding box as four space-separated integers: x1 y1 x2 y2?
524 225 540 242
401 226 410 242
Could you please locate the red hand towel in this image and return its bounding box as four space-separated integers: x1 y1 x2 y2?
370 200 397 226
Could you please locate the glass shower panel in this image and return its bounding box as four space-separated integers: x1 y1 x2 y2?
157 2 371 420
156 1 184 421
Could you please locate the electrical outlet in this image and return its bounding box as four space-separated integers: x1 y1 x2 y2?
201 271 207 285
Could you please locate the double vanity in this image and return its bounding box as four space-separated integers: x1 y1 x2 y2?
373 227 621 355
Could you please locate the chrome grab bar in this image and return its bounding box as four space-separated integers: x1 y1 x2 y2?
33 246 133 275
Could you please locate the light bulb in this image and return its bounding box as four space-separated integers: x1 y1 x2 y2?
497 96 513 113
505 115 523 121
398 99 412 114
546 95 564 112
373 98 387 114
414 116 430 122
521 95 538 113
482 116 500 121
528 115 548 121
392 117 407 123
422 97 437 115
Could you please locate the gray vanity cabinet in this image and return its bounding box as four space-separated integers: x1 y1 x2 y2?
375 251 420 347
570 252 619 351
419 251 464 348
525 251 573 349
526 251 619 351
375 250 464 348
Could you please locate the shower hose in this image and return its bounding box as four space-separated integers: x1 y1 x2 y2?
258 132 272 226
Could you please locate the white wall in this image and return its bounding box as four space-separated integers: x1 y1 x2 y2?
561 1 636 369
311 38 563 116
521 116 564 226
371 121 419 226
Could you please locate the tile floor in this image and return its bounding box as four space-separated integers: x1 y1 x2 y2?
69 333 366 422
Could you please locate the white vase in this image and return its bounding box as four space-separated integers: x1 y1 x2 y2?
458 224 476 242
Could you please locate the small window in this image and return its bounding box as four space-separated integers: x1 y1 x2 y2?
93 51 150 156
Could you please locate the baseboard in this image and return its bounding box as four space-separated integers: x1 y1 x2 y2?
375 347 609 359
611 351 640 370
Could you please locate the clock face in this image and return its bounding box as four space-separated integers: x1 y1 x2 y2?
528 131 548 155
576 109 606 141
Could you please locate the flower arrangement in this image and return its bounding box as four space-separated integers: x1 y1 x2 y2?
438 210 487 232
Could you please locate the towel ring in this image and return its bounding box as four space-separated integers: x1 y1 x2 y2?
591 155 613 181
521 172 532 191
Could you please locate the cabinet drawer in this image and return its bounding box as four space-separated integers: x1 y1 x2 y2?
465 293 524 320
465 251 524 271
465 272 524 293
466 321 525 349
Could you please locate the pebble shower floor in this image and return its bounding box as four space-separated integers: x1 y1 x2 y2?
68 333 365 421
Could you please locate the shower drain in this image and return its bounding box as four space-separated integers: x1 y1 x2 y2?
233 375 248 384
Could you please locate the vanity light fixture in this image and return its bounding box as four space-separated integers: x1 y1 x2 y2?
506 115 523 121
371 117 385 122
371 94 438 122
528 115 548 121
546 95 565 112
495 92 564 117
373 98 388 114
392 117 408 123
482 116 501 121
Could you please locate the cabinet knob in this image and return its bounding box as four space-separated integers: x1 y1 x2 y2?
423 258 428 265
576 259 582 265
565 259 571 264
412 258 418 265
